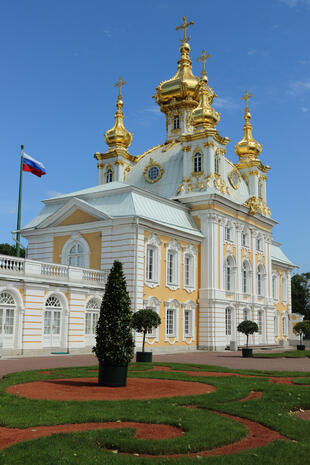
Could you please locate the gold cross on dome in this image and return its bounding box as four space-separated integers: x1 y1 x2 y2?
176 16 194 42
241 90 253 109
197 50 211 74
114 77 126 97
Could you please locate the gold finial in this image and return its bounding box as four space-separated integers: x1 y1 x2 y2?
114 77 126 97
241 90 253 111
176 16 194 43
197 50 211 77
104 78 132 150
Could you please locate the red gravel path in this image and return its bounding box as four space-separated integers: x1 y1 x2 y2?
6 377 216 401
0 422 182 451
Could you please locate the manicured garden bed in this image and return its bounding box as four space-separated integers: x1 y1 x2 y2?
0 362 310 464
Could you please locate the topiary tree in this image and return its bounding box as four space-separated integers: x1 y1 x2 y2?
93 260 134 366
294 321 310 346
237 320 259 348
132 308 161 353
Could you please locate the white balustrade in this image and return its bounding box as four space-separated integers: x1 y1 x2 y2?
0 254 106 288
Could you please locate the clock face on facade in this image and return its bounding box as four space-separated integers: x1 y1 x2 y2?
229 169 241 190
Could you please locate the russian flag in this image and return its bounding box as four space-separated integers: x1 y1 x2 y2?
23 153 46 178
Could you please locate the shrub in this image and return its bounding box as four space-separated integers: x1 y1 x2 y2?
92 260 134 365
132 308 161 353
294 321 310 345
237 320 259 348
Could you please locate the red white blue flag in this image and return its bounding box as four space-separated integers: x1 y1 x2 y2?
22 153 46 177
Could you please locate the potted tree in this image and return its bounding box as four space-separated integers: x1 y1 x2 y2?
237 320 259 358
132 308 161 362
294 321 310 350
93 260 134 387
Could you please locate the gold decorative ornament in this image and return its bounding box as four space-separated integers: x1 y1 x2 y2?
204 141 216 148
182 145 191 152
228 169 241 190
243 196 271 216
104 77 133 150
143 158 164 183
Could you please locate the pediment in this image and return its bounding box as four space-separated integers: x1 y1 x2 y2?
38 198 110 228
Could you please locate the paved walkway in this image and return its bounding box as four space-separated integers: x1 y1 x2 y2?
0 350 309 378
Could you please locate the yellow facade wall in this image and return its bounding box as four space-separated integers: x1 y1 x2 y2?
143 231 199 348
59 209 99 226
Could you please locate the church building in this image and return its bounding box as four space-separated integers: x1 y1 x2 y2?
0 17 298 356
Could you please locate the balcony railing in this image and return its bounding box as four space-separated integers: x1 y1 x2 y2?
0 254 107 287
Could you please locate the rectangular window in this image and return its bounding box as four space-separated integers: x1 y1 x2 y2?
243 270 247 293
184 310 192 337
166 309 175 336
185 256 190 287
257 274 262 296
4 309 14 335
52 311 61 335
243 310 248 321
226 266 231 291
225 227 231 241
146 247 154 281
0 309 2 334
225 309 231 336
44 311 52 335
167 252 174 284
85 313 91 335
258 311 263 335
92 313 99 334
242 233 247 247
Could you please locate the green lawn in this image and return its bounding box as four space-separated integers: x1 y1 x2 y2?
0 362 310 464
254 349 310 358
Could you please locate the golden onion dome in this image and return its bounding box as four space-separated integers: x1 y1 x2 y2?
191 51 220 130
105 77 133 150
153 17 199 108
154 41 200 106
234 91 262 159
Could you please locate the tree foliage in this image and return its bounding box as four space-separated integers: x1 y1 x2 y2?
0 243 25 258
291 273 310 319
237 320 259 348
93 260 134 365
294 321 310 345
132 308 161 353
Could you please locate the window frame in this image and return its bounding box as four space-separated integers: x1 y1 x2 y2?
193 152 202 173
257 264 265 297
183 244 197 292
164 300 180 342
61 234 90 269
145 234 161 288
173 114 180 129
224 255 235 292
165 240 181 290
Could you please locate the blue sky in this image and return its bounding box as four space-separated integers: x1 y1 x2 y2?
0 0 309 271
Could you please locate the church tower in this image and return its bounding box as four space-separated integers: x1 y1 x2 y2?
153 17 200 141
94 77 134 185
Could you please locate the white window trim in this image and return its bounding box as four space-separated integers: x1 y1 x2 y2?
272 272 279 302
282 312 288 337
224 255 236 292
224 221 234 243
274 311 279 337
165 240 181 290
256 234 264 252
182 300 196 343
241 228 250 248
145 233 161 288
164 300 180 343
257 264 266 297
225 307 232 336
241 260 251 296
281 274 287 303
61 233 90 269
143 296 161 343
183 244 197 293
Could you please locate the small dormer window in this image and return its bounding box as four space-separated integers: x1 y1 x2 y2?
214 155 219 174
106 169 113 183
258 180 263 198
193 153 202 172
173 115 180 129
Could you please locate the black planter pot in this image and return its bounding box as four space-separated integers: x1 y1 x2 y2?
297 345 306 351
136 351 152 362
242 348 253 358
98 361 128 387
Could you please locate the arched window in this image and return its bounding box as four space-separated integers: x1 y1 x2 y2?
173 115 180 129
225 307 232 336
68 243 86 267
193 153 202 173
85 298 100 335
281 275 287 302
0 292 15 336
242 261 250 294
257 264 265 296
214 155 220 174
224 256 234 292
44 295 62 344
106 169 113 183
